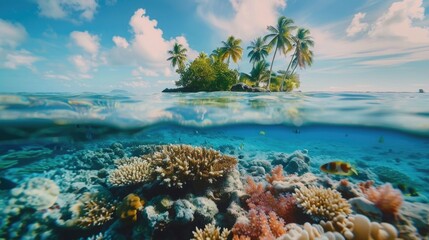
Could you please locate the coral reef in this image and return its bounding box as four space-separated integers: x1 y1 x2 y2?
373 166 411 185
116 193 144 222
365 183 403 218
270 150 310 175
192 223 231 240
10 177 60 210
245 177 299 224
320 214 399 240
294 186 351 221
67 193 115 228
108 157 153 186
232 209 286 240
149 145 237 188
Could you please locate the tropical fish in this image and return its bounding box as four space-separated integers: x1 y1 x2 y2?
259 131 266 136
320 161 358 176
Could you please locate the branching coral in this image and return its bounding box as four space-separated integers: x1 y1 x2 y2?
246 178 298 224
147 145 237 188
365 183 403 218
192 223 231 240
232 209 286 240
116 193 144 222
266 165 286 184
69 193 115 229
294 186 351 221
108 157 153 186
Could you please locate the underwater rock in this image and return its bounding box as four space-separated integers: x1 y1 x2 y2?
400 202 429 237
191 197 219 223
143 205 170 229
349 197 383 222
373 166 411 185
272 173 318 194
173 199 196 224
10 177 59 210
271 150 310 175
0 177 17 190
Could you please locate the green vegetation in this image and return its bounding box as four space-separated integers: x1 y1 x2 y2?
175 54 237 92
166 16 314 92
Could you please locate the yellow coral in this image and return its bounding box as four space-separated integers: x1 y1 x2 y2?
147 145 237 188
108 157 153 186
294 186 351 221
116 193 144 222
192 223 231 240
70 193 115 229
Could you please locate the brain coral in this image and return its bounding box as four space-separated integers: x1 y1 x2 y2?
192 223 231 240
148 145 237 188
108 157 153 186
294 186 351 221
10 177 59 210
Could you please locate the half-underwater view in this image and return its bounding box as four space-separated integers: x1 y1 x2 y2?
1 1 429 240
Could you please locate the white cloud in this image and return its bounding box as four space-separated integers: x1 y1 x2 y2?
0 20 39 70
122 80 149 88
369 0 429 43
44 71 72 81
70 31 100 55
0 19 27 48
132 67 159 77
196 0 286 41
69 54 93 73
35 0 98 21
108 8 198 77
313 0 429 67
346 12 368 37
4 50 40 70
112 36 129 48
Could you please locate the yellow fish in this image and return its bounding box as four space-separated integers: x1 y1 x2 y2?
320 161 358 176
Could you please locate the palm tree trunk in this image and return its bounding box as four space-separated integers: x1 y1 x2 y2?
291 63 298 75
281 51 296 91
267 48 278 90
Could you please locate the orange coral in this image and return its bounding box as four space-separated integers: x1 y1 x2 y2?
266 165 286 185
358 180 374 194
232 210 286 240
365 183 403 217
116 193 144 222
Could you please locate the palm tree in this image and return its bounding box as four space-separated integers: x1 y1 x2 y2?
167 42 188 72
291 28 314 74
247 37 270 67
278 70 300 92
280 28 314 91
210 48 223 63
263 16 296 90
220 36 243 65
240 60 270 87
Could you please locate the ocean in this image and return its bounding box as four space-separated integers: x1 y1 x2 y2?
0 91 428 239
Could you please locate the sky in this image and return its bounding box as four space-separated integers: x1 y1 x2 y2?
0 0 428 93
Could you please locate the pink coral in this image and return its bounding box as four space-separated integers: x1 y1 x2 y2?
365 183 403 217
232 209 286 240
245 177 299 224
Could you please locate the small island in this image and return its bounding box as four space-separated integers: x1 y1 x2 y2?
163 16 313 93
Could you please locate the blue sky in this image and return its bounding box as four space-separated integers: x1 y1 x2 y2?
0 0 428 93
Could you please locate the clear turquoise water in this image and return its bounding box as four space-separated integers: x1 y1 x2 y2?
0 91 428 238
